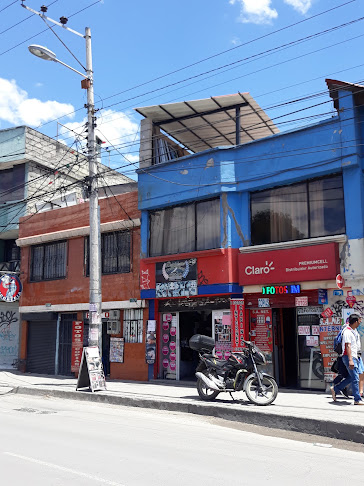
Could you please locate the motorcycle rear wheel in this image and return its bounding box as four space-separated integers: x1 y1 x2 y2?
245 375 278 406
197 377 220 401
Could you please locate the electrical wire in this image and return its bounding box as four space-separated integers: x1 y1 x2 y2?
0 0 59 36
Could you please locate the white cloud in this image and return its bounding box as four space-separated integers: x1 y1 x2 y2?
0 78 74 126
61 109 140 169
231 36 242 45
284 0 312 14
230 0 278 24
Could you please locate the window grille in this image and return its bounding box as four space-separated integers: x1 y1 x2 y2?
123 309 143 343
30 241 67 281
84 230 131 276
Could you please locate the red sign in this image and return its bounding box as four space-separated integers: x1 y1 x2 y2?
238 243 339 285
71 321 84 372
321 307 334 319
250 309 273 353
346 295 356 308
336 274 344 289
230 299 245 352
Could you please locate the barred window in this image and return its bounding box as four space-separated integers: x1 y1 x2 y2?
30 241 67 281
123 309 143 343
85 230 131 276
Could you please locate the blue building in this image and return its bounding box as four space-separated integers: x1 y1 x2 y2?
136 80 364 390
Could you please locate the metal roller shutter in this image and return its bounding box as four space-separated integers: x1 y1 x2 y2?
27 321 57 374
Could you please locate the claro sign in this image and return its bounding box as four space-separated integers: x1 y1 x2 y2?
238 243 339 286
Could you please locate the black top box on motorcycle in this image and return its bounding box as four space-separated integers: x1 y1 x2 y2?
189 334 215 352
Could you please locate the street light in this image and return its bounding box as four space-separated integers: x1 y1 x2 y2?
25 6 102 352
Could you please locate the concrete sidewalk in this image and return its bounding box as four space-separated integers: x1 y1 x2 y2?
1 371 364 444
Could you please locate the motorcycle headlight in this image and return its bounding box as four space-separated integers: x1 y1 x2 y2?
253 346 267 365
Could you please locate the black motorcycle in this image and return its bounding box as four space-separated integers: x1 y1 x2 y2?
189 334 278 406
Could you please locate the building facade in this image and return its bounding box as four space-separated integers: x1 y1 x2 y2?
17 189 148 380
136 82 364 389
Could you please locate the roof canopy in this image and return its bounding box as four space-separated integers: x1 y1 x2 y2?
135 93 278 153
326 78 364 111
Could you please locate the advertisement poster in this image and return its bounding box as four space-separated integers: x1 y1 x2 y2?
230 299 245 352
250 309 273 374
146 327 156 364
319 316 342 383
110 337 125 363
156 259 197 298
71 321 84 372
213 310 231 359
161 313 177 379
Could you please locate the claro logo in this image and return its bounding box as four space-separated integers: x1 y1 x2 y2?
245 261 275 276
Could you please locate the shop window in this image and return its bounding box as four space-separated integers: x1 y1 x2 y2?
250 174 345 245
85 230 131 275
30 241 67 281
149 198 220 257
123 309 143 343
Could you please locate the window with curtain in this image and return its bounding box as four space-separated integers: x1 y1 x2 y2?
30 241 67 281
251 174 345 245
149 198 220 257
123 308 143 343
85 230 131 276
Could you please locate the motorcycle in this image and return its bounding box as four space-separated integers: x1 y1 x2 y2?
189 334 278 406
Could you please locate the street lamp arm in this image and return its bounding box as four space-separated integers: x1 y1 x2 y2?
21 3 84 38
54 58 89 79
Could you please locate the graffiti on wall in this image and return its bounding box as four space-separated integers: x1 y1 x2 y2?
331 299 364 337
0 308 19 368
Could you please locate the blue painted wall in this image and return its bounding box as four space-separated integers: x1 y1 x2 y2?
138 89 364 251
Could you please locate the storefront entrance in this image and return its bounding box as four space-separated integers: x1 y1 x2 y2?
274 308 298 388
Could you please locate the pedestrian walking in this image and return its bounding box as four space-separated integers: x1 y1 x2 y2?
331 314 364 405
332 356 349 398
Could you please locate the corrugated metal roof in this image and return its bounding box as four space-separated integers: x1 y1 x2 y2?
135 93 278 153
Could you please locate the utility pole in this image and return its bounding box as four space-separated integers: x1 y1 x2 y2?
24 3 102 350
84 27 102 349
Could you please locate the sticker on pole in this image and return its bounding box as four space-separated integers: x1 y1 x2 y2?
336 274 344 289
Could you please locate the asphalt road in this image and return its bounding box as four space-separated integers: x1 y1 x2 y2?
0 393 363 486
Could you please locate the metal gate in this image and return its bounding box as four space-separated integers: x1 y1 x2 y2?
58 313 77 376
27 321 57 374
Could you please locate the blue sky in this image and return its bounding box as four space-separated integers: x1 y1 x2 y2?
1 0 364 178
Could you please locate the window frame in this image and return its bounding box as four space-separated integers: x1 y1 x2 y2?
149 197 221 257
250 174 346 246
84 229 132 276
30 240 68 282
123 308 143 343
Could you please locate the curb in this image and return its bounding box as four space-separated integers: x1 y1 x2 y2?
10 386 364 444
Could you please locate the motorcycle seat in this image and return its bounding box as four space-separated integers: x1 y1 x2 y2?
204 357 229 369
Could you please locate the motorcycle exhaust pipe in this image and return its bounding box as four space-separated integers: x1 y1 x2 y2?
196 372 221 391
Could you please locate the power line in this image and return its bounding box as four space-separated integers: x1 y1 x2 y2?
0 0 59 36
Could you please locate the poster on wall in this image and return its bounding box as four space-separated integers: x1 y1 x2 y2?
110 337 125 363
250 309 273 354
156 259 197 298
319 316 342 383
161 313 177 379
230 299 245 352
0 306 20 369
146 320 156 364
213 310 231 359
71 321 84 372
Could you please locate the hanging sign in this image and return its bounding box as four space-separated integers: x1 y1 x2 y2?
146 329 156 364
319 316 342 382
230 299 245 352
76 346 106 392
0 274 22 302
71 321 84 372
336 274 344 289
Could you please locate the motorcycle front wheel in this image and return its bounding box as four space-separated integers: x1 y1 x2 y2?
197 377 220 401
245 375 278 406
